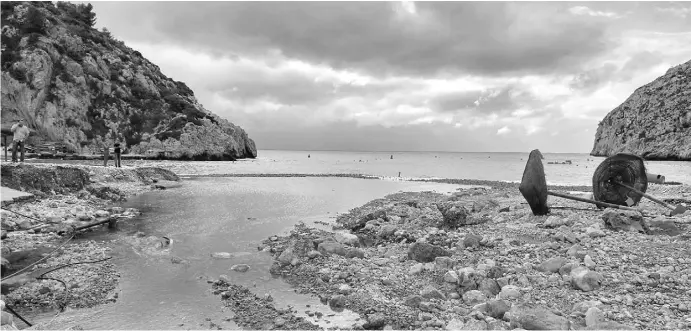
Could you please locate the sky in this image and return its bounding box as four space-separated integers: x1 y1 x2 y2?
88 1 691 153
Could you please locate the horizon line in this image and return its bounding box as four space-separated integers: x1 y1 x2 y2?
259 149 596 154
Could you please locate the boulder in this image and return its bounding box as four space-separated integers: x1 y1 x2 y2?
444 270 459 284
644 217 682 236
329 294 346 309
462 319 488 330
420 285 446 300
478 278 501 297
487 299 511 319
570 267 603 292
462 233 483 249
435 256 455 270
364 313 387 329
571 300 602 316
499 285 521 300
404 295 424 307
446 318 465 330
585 307 604 328
379 224 398 238
508 303 570 330
436 201 472 228
229 264 250 272
408 242 451 263
335 232 360 246
318 242 347 256
278 248 295 266
462 290 487 305
601 209 646 232
536 257 567 274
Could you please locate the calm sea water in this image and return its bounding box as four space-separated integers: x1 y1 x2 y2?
22 150 691 186
158 150 690 186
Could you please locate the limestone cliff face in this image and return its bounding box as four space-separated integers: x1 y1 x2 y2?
591 59 691 161
0 2 257 159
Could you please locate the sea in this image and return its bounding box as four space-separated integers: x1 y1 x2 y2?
25 150 691 185
146 150 690 186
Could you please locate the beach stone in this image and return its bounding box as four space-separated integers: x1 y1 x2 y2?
278 248 295 266
344 247 365 259
211 252 233 259
537 257 567 273
94 210 110 218
644 217 682 236
586 227 606 238
338 284 353 294
446 318 465 330
365 313 387 329
16 219 32 230
307 250 321 259
329 295 346 309
379 224 398 238
463 233 483 248
1 311 14 326
420 285 446 300
571 267 603 292
274 317 286 327
601 209 646 232
435 256 454 270
584 255 596 268
463 290 488 305
585 307 604 327
571 300 602 316
559 262 578 276
335 232 360 246
410 263 424 275
435 201 472 228
462 319 488 330
508 303 570 330
499 285 521 300
543 216 569 228
408 242 451 263
404 295 424 307
444 270 459 283
230 264 250 272
478 279 501 297
317 242 347 256
487 300 511 319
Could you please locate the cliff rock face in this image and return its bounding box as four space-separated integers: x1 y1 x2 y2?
591 59 691 160
0 2 257 160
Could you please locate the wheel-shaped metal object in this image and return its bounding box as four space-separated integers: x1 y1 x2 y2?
592 153 648 207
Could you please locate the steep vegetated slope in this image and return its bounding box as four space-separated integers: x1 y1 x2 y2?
591 59 691 160
1 1 257 160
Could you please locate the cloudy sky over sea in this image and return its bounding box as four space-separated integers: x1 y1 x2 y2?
91 2 691 153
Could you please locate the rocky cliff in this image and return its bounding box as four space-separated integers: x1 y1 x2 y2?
591 59 691 160
0 1 257 160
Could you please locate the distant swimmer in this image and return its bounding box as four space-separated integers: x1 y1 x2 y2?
390 155 393 159
308 154 310 158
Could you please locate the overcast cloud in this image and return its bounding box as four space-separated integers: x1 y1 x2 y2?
91 1 691 152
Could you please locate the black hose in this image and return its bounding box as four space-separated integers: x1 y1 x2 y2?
37 256 112 278
4 303 32 327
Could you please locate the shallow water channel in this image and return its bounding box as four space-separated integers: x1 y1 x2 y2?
28 177 463 330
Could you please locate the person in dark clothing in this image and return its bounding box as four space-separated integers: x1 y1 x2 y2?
114 142 122 167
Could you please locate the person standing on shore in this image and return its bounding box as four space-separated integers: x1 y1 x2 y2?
10 119 30 163
114 142 122 167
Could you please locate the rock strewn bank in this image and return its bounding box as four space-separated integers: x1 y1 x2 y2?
258 186 691 330
0 163 180 329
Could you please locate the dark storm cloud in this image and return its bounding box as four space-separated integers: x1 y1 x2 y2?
91 2 612 77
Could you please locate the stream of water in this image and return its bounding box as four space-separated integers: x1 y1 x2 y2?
26 177 464 329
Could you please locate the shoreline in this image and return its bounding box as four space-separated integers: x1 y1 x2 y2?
2 162 690 330
0 163 180 330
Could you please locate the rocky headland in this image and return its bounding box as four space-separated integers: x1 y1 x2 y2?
591 59 691 160
1 1 256 160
